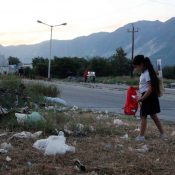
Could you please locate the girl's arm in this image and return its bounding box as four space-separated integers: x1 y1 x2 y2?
138 82 152 102
132 86 139 90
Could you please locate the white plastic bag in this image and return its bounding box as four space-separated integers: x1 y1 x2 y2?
33 132 75 155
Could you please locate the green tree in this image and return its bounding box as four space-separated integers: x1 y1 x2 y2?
32 57 48 77
8 56 21 65
110 47 131 76
163 66 175 79
88 57 111 76
51 57 88 78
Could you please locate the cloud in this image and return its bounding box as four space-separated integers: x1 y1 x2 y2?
0 0 174 45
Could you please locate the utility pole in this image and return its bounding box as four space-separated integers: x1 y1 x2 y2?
128 24 138 77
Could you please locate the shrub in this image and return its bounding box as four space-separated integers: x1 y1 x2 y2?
26 83 59 98
163 66 175 79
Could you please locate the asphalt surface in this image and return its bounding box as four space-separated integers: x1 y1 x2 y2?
57 81 175 122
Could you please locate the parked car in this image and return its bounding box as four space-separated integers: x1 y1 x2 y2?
87 71 96 82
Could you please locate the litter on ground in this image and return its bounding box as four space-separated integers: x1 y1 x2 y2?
134 127 140 132
64 128 73 135
15 112 45 124
136 144 149 153
74 159 86 172
11 131 42 139
96 114 109 120
6 156 12 162
0 142 13 151
0 106 8 115
45 106 55 110
0 142 13 154
0 133 8 137
171 131 175 136
0 149 8 154
45 97 67 106
71 105 79 111
33 132 75 155
120 133 129 139
114 119 128 126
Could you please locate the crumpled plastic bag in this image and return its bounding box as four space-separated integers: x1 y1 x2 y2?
113 119 128 126
0 142 13 150
0 142 13 154
11 131 42 139
45 97 67 106
0 149 8 154
15 112 45 124
33 132 75 155
136 145 149 153
120 133 129 139
171 131 175 136
0 106 8 115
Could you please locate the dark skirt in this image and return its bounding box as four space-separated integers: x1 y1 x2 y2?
140 92 160 116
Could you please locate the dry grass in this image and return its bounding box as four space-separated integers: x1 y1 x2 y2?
0 111 175 175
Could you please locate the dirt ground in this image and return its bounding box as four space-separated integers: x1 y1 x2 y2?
0 111 175 175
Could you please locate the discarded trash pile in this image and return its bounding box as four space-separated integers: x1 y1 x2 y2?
15 112 45 124
1 79 175 174
33 131 75 155
0 108 175 175
0 106 8 115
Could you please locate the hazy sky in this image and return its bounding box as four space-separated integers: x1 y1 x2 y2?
0 0 175 46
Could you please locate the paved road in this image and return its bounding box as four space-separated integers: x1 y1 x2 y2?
57 81 175 122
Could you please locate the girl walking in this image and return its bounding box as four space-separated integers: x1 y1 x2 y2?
133 55 165 141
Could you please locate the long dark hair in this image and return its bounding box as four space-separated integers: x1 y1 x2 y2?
133 55 160 95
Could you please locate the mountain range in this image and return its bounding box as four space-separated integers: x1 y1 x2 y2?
0 17 175 65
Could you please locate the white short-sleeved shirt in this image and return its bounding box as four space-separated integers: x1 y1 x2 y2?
139 69 151 93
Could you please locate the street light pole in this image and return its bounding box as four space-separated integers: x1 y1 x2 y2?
37 20 67 80
48 26 53 80
128 23 138 78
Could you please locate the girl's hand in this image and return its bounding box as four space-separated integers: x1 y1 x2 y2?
138 97 143 103
132 86 139 90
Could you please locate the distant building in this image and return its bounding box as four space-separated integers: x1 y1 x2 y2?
0 54 8 74
0 54 18 74
8 65 17 74
17 63 33 76
17 63 33 69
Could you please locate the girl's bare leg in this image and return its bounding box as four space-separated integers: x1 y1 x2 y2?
140 116 147 136
151 114 164 134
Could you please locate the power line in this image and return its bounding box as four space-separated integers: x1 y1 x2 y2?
128 24 138 78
